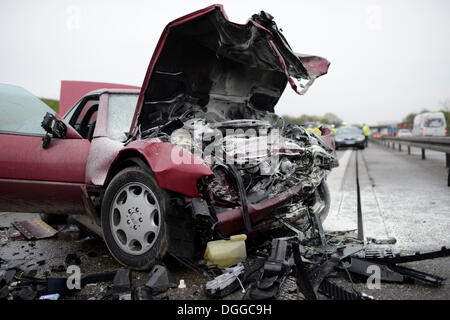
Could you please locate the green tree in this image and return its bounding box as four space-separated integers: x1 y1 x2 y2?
403 112 417 124
282 112 342 127
321 113 343 126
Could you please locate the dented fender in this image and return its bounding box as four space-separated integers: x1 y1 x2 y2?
86 137 213 197
114 140 213 197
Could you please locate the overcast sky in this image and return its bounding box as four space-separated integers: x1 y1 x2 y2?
1 0 449 125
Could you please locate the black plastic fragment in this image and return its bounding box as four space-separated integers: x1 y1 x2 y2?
243 239 290 300
192 198 211 218
344 258 404 283
81 271 116 287
113 268 132 292
132 285 153 300
308 256 340 293
226 164 252 232
13 286 37 300
42 133 51 149
145 264 176 294
160 118 184 135
318 278 370 300
0 280 9 300
292 243 316 300
389 265 445 287
362 246 450 265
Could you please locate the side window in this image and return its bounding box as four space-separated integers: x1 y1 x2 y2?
0 84 54 135
67 97 99 140
107 93 139 142
63 101 80 123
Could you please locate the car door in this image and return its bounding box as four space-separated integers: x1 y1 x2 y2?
0 84 92 214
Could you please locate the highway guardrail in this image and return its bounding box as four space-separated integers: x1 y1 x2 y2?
371 136 450 186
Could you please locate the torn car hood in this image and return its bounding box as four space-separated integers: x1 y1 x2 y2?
130 4 330 135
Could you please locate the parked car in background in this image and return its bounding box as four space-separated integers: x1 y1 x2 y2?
412 112 447 136
397 129 412 137
335 126 365 149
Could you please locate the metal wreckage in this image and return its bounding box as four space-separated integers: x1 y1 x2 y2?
131 5 338 259
1 5 449 300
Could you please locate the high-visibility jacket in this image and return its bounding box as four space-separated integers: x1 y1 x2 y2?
306 127 322 136
313 127 322 136
363 125 370 136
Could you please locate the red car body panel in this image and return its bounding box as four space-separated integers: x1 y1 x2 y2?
0 179 86 215
0 134 89 183
119 141 213 198
296 53 330 79
0 133 90 214
86 137 213 198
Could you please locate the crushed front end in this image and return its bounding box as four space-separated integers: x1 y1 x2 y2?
175 118 337 239
132 5 336 255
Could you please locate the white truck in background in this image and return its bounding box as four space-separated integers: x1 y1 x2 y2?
412 112 447 136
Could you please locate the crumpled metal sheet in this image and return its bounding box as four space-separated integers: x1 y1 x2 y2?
12 217 57 240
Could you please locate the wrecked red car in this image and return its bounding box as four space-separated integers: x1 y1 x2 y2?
0 5 335 269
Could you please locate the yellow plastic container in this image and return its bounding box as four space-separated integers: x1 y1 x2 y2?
204 234 247 268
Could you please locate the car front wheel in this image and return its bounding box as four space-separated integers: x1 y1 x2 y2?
101 167 168 270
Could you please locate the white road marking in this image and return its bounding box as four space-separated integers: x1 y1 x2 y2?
323 149 353 231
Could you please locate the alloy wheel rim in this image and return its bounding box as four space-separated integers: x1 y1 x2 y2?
110 182 160 255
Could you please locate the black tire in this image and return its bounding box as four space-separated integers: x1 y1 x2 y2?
101 166 169 270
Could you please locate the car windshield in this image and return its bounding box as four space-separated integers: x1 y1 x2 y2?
0 83 54 135
107 93 139 142
425 118 443 128
336 127 362 135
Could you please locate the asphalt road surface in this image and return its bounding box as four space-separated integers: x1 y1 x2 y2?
1 142 449 300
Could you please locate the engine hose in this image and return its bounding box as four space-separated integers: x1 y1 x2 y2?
225 164 252 232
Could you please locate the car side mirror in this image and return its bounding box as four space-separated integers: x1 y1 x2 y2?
41 113 84 148
41 112 67 149
42 112 67 138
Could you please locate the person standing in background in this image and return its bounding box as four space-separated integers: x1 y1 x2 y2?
362 124 370 147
